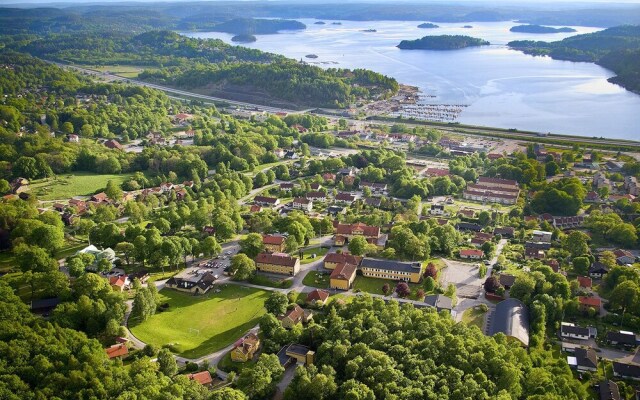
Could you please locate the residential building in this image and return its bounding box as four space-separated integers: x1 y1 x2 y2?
30 297 60 315
430 204 445 215
425 168 450 177
68 134 79 143
279 305 311 329
109 275 128 292
280 183 295 191
165 271 216 295
525 247 545 260
306 289 330 305
578 276 592 289
498 274 516 290
567 347 598 372
187 371 213 386
306 191 327 202
359 258 422 283
560 322 592 340
599 380 621 400
292 197 313 212
613 362 640 380
455 222 482 232
578 296 601 312
106 344 128 359
230 333 260 362
335 192 355 204
423 294 453 313
462 177 520 205
613 249 636 265
589 262 609 279
104 139 123 150
531 230 552 243
334 222 381 247
624 176 638 196
329 262 358 290
263 235 286 253
255 252 300 276
281 344 315 366
364 197 382 208
359 181 388 195
494 226 515 238
458 209 475 218
460 249 484 259
607 331 638 347
324 252 362 270
489 298 529 347
254 196 280 207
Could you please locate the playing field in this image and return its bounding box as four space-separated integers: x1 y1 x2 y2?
130 285 268 359
29 173 134 200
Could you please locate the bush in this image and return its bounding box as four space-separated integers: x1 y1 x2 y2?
185 362 199 372
143 344 157 357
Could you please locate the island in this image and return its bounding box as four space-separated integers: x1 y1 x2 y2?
463 25 473 29
305 54 319 59
212 18 306 35
418 22 439 29
231 34 257 43
510 24 577 34
397 35 490 50
361 29 377 33
331 22 342 25
315 21 326 25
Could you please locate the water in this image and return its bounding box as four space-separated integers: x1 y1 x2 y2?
185 20 640 140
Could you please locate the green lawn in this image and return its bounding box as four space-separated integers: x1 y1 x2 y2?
461 307 486 331
248 274 292 289
298 247 329 265
86 65 151 78
302 271 330 289
353 276 423 297
217 351 255 373
29 172 134 201
129 285 268 358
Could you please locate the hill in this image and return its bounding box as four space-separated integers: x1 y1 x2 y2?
510 24 576 34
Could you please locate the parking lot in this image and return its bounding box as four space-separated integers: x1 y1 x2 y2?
440 259 485 299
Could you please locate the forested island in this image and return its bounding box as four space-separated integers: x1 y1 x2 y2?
510 24 576 34
398 35 490 50
211 18 306 35
231 34 257 43
508 25 640 93
418 22 439 29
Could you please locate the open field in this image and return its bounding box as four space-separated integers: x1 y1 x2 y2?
130 285 268 359
217 351 255 373
302 271 329 289
85 65 152 78
298 247 329 265
29 172 134 201
461 307 486 330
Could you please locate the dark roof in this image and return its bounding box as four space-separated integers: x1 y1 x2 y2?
286 343 311 356
455 222 482 232
590 262 610 274
575 347 597 369
525 241 551 250
30 297 60 312
256 253 298 267
613 361 640 378
494 227 515 236
364 197 382 207
498 274 516 287
599 380 621 400
360 258 421 274
489 298 529 346
423 294 453 311
607 331 637 345
561 324 590 337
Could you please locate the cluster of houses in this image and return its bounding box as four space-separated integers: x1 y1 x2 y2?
462 176 520 205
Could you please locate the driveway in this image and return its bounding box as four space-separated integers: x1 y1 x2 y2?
440 259 484 299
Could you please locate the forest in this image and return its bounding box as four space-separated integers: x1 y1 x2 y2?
508 25 640 93
397 35 490 50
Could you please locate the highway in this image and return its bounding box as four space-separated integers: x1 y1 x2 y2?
59 62 640 150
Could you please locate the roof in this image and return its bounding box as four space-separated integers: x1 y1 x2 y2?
293 197 311 205
489 298 529 347
575 347 597 369
477 176 518 187
324 252 362 266
306 289 330 303
254 196 278 204
335 222 379 238
283 305 305 322
498 274 516 287
607 331 637 345
306 191 326 199
286 343 311 356
599 380 620 400
256 253 298 267
330 262 358 281
187 371 213 385
613 361 640 378
109 276 126 287
423 294 453 311
577 276 592 288
263 235 285 245
106 344 128 359
590 262 609 274
30 297 60 311
455 222 482 232
579 296 601 308
561 323 590 337
335 193 355 202
460 249 484 257
360 258 421 274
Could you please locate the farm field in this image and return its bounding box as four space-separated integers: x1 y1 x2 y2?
29 172 134 200
130 285 268 358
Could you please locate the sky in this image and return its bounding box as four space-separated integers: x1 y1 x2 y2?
2 0 640 4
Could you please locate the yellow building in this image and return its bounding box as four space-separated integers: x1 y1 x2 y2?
262 235 286 253
255 253 300 276
323 252 362 270
360 258 422 283
285 344 315 365
230 333 260 362
329 263 357 290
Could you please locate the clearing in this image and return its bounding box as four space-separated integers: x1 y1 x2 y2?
29 172 134 201
130 285 268 359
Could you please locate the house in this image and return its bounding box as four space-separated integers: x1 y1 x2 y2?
165 271 216 294
90 192 110 203
106 344 129 359
460 249 484 260
423 294 453 313
256 252 300 276
329 262 358 290
463 177 520 205
187 371 213 386
613 362 640 380
335 192 355 204
309 183 322 191
489 298 529 347
285 150 299 160
322 173 336 182
531 230 552 243
560 322 593 340
359 258 422 283
324 252 362 270
546 259 560 273
280 305 307 328
334 222 381 247
364 197 382 208
306 289 330 305
280 183 295 192
254 196 280 207
292 197 313 212
359 182 388 195
68 134 79 143
327 205 346 216
455 222 482 232
230 333 260 362
613 249 636 265
493 226 515 238
263 235 286 253
578 276 592 289
458 209 475 218
578 296 601 312
109 275 128 292
498 274 516 290
203 226 216 236
585 191 600 203
338 167 358 177
104 139 123 150
129 270 150 284
306 191 327 202
607 331 638 347
30 297 60 315
430 204 445 216
589 262 609 279
524 247 545 260
599 380 621 400
284 343 315 366
249 205 262 213
567 347 598 372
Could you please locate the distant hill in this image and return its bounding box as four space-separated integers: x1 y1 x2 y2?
418 23 439 29
510 25 576 34
211 18 306 35
508 25 640 93
231 34 257 43
397 35 489 50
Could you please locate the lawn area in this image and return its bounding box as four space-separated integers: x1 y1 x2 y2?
29 172 134 201
0 252 16 273
129 285 269 359
298 247 329 265
302 271 330 289
87 65 151 78
54 241 89 260
248 274 292 289
461 307 487 331
217 351 255 373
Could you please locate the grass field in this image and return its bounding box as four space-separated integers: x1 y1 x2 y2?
29 173 134 200
298 247 329 265
87 65 150 78
217 351 256 373
461 307 486 330
130 285 268 358
302 271 330 289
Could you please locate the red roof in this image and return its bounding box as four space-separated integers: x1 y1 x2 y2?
579 296 600 307
306 289 330 303
477 176 518 187
460 249 484 257
263 235 285 245
109 276 126 288
283 305 305 322
187 371 213 385
335 222 379 238
256 252 297 267
577 276 592 288
250 205 262 213
106 344 128 359
335 193 355 202
330 263 357 281
324 252 362 265
425 168 450 176
104 139 123 150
